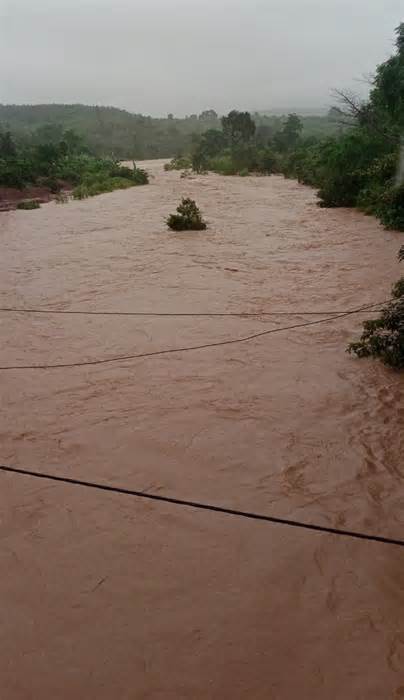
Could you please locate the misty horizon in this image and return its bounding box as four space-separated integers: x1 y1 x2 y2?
1 0 403 117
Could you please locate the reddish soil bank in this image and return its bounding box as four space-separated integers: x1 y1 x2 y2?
0 185 52 211
0 184 71 211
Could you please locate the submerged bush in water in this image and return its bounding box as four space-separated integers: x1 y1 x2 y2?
164 156 192 171
167 198 207 231
348 266 404 369
131 165 149 185
16 199 40 210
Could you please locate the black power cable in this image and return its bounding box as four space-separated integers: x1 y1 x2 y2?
0 300 388 371
0 303 386 318
1 464 403 548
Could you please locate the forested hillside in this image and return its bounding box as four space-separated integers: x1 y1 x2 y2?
0 104 340 160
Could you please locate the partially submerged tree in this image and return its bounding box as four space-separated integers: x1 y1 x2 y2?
167 198 207 231
348 247 404 369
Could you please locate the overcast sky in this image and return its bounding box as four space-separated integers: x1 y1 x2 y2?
1 0 402 116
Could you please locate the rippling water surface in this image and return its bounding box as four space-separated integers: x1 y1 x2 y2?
1 161 403 698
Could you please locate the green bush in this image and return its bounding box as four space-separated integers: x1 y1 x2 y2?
131 166 149 185
230 144 258 172
375 184 404 230
0 129 149 202
40 176 62 193
392 276 404 299
256 147 278 174
110 162 148 184
0 157 27 188
111 164 134 179
167 198 207 231
17 199 40 210
347 296 404 369
164 155 192 171
71 184 89 200
208 155 238 175
318 173 363 208
72 176 135 200
348 257 404 369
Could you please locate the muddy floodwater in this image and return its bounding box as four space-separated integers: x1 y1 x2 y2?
1 160 404 698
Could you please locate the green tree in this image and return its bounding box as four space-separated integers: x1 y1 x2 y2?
221 111 256 145
199 109 219 123
0 131 17 158
275 113 303 151
192 129 226 171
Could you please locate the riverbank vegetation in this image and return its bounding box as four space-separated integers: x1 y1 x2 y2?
0 104 341 161
0 129 148 205
348 248 404 369
187 24 404 235
164 155 192 171
16 199 40 210
71 162 148 200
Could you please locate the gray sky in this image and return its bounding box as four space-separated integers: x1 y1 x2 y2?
1 0 402 116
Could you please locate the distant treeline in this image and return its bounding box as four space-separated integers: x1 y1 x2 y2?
173 23 404 233
2 24 404 231
0 104 341 161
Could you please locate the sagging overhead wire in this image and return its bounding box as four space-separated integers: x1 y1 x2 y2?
0 302 387 318
0 300 389 371
1 463 403 549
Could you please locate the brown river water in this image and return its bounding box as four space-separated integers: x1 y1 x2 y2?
1 160 404 698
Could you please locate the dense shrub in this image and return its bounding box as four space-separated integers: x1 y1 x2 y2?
167 198 207 231
72 177 136 200
208 154 238 176
374 184 404 230
274 25 404 230
40 176 62 193
17 200 40 210
348 248 404 369
164 155 192 171
222 111 256 145
392 275 404 299
347 296 404 369
131 166 149 185
0 157 27 188
0 130 149 198
318 173 363 208
256 147 278 174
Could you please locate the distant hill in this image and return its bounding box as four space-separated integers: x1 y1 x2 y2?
0 104 220 159
0 103 342 159
258 106 329 116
